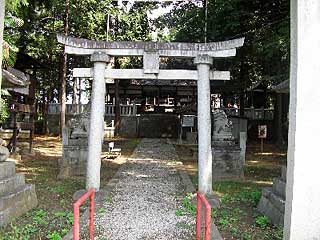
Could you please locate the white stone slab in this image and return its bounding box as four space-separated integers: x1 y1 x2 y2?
143 51 159 74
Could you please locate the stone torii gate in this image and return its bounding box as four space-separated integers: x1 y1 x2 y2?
57 35 244 195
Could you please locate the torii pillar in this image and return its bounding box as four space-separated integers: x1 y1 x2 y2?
86 52 110 190
195 54 213 196
284 0 320 238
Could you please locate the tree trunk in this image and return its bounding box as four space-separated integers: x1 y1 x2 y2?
0 0 5 97
42 89 48 135
60 0 69 135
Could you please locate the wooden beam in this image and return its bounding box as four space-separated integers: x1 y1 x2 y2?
72 68 230 81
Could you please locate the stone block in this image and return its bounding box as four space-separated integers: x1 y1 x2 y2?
186 132 197 144
0 174 25 197
0 184 38 226
272 178 286 199
212 146 243 180
68 139 88 147
0 161 16 180
0 146 10 162
258 188 285 226
62 127 70 145
79 149 88 161
281 165 287 181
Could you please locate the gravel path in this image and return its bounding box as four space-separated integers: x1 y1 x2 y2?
96 139 195 240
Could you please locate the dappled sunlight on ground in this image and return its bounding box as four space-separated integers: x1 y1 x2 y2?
175 141 287 239
0 136 141 239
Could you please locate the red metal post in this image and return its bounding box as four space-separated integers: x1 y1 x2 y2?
73 203 80 240
89 191 95 240
196 193 201 239
73 189 95 240
204 198 211 240
196 192 211 240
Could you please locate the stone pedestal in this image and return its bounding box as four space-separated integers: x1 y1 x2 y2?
0 159 37 226
58 128 88 179
258 166 286 226
211 110 244 180
212 146 242 180
186 132 197 144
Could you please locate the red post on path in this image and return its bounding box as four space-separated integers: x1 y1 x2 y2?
73 189 95 240
196 192 211 240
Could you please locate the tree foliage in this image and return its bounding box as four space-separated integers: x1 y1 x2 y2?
156 0 290 90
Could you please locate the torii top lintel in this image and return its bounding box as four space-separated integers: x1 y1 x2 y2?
57 34 245 58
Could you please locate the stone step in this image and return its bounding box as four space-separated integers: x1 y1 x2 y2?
272 177 286 199
0 174 25 197
0 161 16 180
257 187 285 226
0 184 38 226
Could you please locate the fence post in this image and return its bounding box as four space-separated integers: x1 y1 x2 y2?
89 191 95 240
196 193 201 239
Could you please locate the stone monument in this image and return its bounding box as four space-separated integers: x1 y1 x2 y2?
58 107 91 179
257 166 286 226
0 138 38 226
212 110 243 180
212 110 235 146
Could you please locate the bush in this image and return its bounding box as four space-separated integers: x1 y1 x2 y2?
255 215 270 229
0 98 9 124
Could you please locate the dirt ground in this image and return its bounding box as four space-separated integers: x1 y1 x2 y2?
0 136 286 239
175 140 287 240
0 136 140 239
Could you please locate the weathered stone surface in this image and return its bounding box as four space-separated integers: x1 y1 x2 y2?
281 165 287 181
258 187 285 226
0 184 38 226
212 109 234 146
186 132 197 144
0 161 16 180
59 104 91 179
272 178 286 199
0 146 9 162
58 34 245 53
0 173 25 197
72 189 87 201
212 146 243 180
